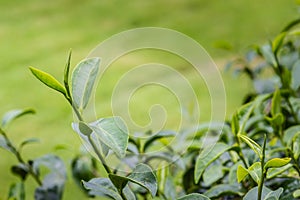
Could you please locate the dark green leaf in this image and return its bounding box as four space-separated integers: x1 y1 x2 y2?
11 163 28 180
64 49 72 98
79 121 93 136
83 178 122 200
1 109 35 128
29 67 66 95
177 193 210 200
194 143 231 183
34 186 63 200
127 163 157 197
71 57 100 110
204 184 242 198
108 174 129 191
90 117 128 158
291 60 300 90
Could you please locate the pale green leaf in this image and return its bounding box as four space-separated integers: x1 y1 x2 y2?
283 125 300 146
71 57 100 110
127 163 157 197
248 162 261 184
194 143 231 183
203 163 223 186
264 157 291 169
90 117 128 158
293 189 300 198
1 109 35 128
271 88 281 117
204 184 242 198
29 67 66 95
83 178 122 200
177 193 210 200
267 163 293 179
239 134 262 157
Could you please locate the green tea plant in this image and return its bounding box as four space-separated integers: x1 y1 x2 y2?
29 18 300 200
0 109 67 200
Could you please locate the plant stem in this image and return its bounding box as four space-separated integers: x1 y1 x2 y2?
0 128 42 186
286 97 299 124
258 134 267 200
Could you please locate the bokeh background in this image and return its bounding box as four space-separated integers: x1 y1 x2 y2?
0 0 298 199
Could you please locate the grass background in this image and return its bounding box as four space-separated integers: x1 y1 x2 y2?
0 0 298 199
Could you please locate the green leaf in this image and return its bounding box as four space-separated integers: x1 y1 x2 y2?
248 162 261 184
243 186 283 200
127 163 157 197
33 155 66 192
0 135 11 152
29 67 66 95
90 117 129 158
237 102 255 134
272 32 286 55
266 113 284 127
194 143 231 184
177 193 211 200
260 44 276 67
264 157 291 169
231 111 239 135
237 165 248 183
108 174 129 191
8 182 25 200
1 109 35 128
64 49 72 98
83 178 122 200
239 135 262 157
293 189 300 198
71 57 100 110
78 121 93 136
291 60 300 90
203 163 223 186
143 130 176 152
271 88 281 117
267 163 293 179
293 133 300 159
283 125 300 146
19 138 39 150
11 163 29 180
204 184 242 198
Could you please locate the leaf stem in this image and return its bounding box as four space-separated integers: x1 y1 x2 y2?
0 128 42 186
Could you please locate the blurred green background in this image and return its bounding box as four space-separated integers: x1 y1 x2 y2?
0 0 298 199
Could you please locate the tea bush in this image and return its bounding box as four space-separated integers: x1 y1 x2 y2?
1 18 300 199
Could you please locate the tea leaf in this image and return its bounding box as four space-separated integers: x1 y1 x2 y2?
1 109 35 128
237 165 248 183
29 67 66 95
271 88 281 117
239 134 262 157
83 178 122 200
90 117 128 158
272 32 286 55
194 143 231 183
264 157 291 170
177 193 210 200
71 57 100 111
204 184 243 198
127 163 157 197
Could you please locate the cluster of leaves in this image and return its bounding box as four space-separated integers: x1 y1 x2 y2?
4 18 300 200
0 109 66 200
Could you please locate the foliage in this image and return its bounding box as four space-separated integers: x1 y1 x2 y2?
0 16 298 200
